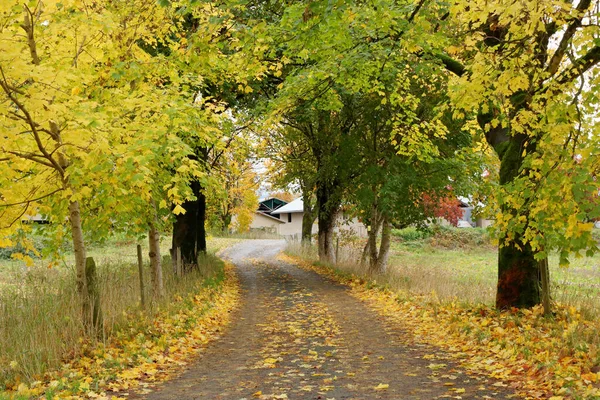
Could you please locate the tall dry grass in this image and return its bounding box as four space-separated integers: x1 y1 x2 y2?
286 235 600 312
0 241 228 388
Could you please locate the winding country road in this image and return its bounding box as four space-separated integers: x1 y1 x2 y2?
144 240 515 399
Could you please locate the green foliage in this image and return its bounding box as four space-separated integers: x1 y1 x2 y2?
427 226 491 249
391 227 431 242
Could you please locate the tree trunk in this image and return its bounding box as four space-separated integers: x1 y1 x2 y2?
222 211 232 233
316 183 339 264
539 257 551 316
136 244 146 308
149 221 163 298
366 212 391 275
495 135 542 308
172 181 204 270
301 198 315 245
85 257 103 333
172 201 198 269
197 189 207 254
318 216 336 264
68 200 94 329
368 213 382 270
374 218 392 274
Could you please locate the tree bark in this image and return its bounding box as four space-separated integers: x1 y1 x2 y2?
171 180 207 271
374 218 392 274
85 256 103 333
172 181 200 270
365 209 391 275
149 221 163 298
316 184 339 264
301 196 315 245
539 256 551 316
493 133 542 309
197 188 207 254
136 244 145 308
68 200 94 329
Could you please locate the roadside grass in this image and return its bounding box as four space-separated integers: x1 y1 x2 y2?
287 226 600 314
0 236 240 392
388 240 600 315
284 234 600 398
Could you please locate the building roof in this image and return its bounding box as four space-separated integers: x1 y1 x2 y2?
258 198 287 213
272 197 304 214
254 211 286 223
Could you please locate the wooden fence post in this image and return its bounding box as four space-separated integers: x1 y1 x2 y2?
176 247 182 276
85 257 103 334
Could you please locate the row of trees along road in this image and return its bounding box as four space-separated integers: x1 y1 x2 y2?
1 0 600 329
254 0 600 310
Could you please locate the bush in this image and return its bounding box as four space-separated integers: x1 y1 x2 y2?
0 236 44 260
427 225 491 249
391 227 431 242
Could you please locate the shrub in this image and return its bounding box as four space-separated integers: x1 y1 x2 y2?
391 227 431 242
427 225 491 249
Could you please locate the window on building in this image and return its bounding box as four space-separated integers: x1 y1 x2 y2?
288 213 292 223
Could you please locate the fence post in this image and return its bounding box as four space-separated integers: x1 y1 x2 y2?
176 247 182 276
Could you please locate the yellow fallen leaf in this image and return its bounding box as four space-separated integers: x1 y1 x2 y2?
252 391 262 397
374 383 389 390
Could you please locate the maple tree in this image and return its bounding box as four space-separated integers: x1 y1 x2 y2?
262 126 318 244
0 0 188 328
207 136 259 233
421 194 464 227
441 0 600 308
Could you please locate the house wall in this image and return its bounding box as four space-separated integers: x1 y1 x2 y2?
278 212 311 237
335 216 368 237
249 213 282 234
276 213 367 238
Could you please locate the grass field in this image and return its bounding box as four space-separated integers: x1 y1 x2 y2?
288 227 600 316
388 242 600 314
0 235 240 387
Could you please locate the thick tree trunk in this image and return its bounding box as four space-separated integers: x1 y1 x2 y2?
222 211 232 233
495 135 542 309
149 221 163 298
374 219 391 273
316 184 338 264
318 216 336 263
170 181 208 271
301 198 315 245
68 200 95 330
365 212 391 275
496 242 541 308
172 200 198 269
172 181 207 270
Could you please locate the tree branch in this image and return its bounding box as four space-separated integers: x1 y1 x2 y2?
4 150 56 168
546 0 592 76
20 4 40 65
0 188 62 208
0 65 65 177
555 45 600 85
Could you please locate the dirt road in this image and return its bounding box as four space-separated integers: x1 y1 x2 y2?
144 240 515 399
